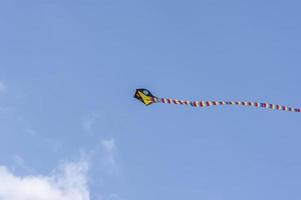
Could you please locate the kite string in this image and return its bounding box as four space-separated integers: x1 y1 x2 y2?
152 97 301 112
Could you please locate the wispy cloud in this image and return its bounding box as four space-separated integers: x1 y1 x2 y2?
101 138 116 168
104 193 124 200
102 139 115 155
81 114 99 133
0 160 90 200
101 138 117 173
0 81 6 94
77 139 122 200
96 193 124 200
12 155 33 173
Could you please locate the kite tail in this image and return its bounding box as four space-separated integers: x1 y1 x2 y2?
152 97 301 112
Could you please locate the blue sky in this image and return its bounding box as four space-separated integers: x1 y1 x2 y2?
0 0 301 199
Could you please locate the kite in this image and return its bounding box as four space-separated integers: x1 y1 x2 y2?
134 88 301 112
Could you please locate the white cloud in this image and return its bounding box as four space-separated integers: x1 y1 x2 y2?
0 160 90 200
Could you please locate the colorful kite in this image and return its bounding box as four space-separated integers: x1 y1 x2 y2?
134 88 300 112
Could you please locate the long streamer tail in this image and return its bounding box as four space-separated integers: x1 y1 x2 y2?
152 97 301 112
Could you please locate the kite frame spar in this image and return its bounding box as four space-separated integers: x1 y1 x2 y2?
134 88 301 112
